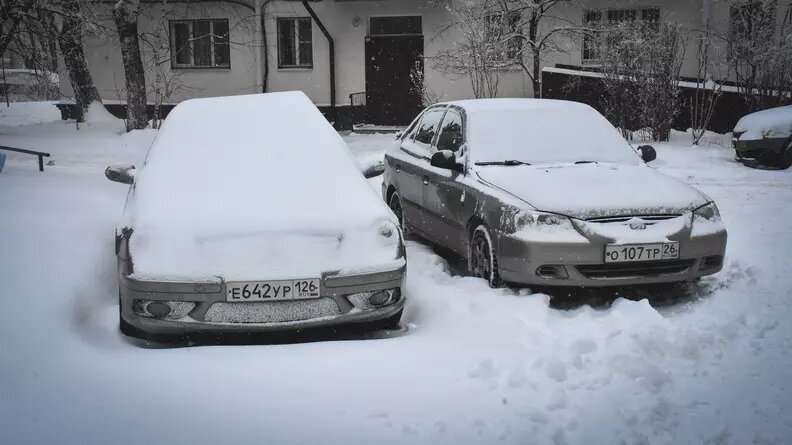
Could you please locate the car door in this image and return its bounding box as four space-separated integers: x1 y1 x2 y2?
393 107 446 235
422 108 469 253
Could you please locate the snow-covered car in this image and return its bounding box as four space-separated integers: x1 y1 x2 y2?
105 92 405 339
733 105 792 169
383 99 727 288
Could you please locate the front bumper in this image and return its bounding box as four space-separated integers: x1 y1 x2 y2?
496 223 727 287
734 137 788 156
119 266 406 336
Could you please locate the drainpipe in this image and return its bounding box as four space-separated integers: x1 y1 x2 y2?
302 0 336 120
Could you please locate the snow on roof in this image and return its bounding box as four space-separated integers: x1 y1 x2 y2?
132 91 392 236
442 98 588 114
734 105 792 140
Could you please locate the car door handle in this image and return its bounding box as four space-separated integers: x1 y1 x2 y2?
422 176 430 185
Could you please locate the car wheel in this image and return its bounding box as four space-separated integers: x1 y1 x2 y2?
388 192 410 238
469 225 502 288
773 140 792 170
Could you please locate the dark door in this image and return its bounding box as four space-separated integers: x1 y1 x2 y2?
365 35 424 126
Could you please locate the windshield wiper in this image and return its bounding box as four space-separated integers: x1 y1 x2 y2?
574 160 598 164
474 160 531 166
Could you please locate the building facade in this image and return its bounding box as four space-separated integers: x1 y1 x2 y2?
61 0 792 126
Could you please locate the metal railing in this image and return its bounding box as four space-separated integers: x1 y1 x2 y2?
349 92 366 107
0 145 51 171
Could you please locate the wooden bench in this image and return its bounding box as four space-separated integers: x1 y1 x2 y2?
0 145 51 171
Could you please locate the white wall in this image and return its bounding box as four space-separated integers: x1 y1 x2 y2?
263 0 530 106
60 1 259 103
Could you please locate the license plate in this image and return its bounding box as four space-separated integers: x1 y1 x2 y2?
604 242 679 263
226 279 320 302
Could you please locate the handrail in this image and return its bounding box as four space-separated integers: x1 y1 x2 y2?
0 145 51 171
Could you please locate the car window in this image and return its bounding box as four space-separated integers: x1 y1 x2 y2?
413 109 445 150
435 110 464 153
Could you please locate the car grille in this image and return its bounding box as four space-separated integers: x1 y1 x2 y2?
576 259 695 279
203 298 341 323
586 214 681 225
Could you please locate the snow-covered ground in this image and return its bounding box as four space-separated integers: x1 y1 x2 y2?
1 103 791 444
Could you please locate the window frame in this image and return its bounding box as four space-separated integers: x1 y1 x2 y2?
433 109 465 154
169 19 231 70
581 7 660 63
277 17 314 69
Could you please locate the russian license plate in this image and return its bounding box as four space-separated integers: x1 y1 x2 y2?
226 279 320 302
604 242 679 263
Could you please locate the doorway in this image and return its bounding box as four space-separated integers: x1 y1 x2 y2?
364 16 424 126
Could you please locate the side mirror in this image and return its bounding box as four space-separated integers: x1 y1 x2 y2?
638 145 657 163
394 131 403 140
362 163 385 179
430 150 462 172
105 164 136 185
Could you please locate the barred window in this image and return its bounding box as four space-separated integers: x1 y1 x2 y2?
278 17 313 69
170 20 230 68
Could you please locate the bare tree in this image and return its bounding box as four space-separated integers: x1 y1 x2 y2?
690 30 725 145
497 0 572 98
113 0 147 131
725 0 792 112
55 0 103 122
596 21 686 142
432 0 505 98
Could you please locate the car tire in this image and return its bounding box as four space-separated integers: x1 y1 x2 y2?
772 139 792 170
388 191 410 238
469 225 502 288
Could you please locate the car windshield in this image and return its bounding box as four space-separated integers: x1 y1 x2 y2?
468 106 641 166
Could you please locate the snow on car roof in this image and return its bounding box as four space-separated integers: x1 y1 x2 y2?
734 105 792 141
442 98 588 113
131 91 392 236
437 98 641 166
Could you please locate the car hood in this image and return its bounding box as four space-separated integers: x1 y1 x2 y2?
128 228 402 282
475 163 709 219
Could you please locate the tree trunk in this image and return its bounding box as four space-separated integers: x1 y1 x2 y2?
113 0 147 131
57 0 101 122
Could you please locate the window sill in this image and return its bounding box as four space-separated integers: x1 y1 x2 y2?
277 67 314 71
171 66 231 71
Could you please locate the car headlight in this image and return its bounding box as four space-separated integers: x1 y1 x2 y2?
693 202 721 221
376 220 401 246
515 209 575 231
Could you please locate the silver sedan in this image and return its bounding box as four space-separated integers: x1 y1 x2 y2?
382 99 727 288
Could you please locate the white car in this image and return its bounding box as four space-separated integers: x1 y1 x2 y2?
105 92 405 340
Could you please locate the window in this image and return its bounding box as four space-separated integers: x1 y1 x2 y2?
170 20 230 68
369 16 422 35
487 11 522 62
435 111 464 153
582 8 660 61
413 109 445 150
278 17 313 68
582 10 602 61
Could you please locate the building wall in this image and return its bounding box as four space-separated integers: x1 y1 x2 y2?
60 1 259 104
263 0 529 106
58 0 792 109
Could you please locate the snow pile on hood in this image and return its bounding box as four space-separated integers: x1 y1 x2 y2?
451 99 642 165
733 105 792 141
476 163 708 219
128 92 397 281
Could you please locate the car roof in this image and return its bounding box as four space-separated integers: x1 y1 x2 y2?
436 98 594 115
